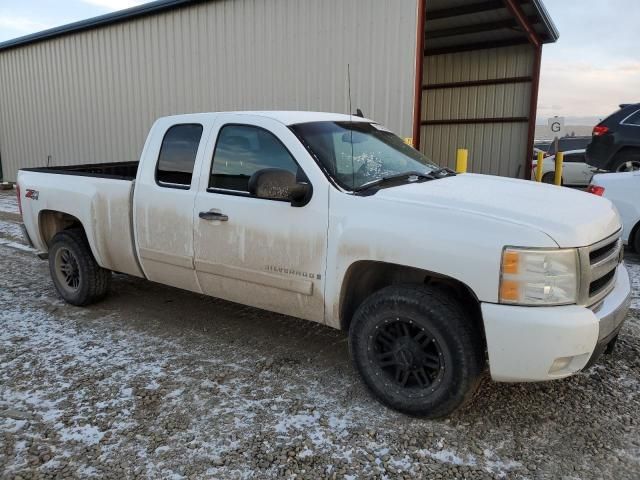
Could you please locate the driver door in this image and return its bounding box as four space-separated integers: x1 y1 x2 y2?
193 115 328 323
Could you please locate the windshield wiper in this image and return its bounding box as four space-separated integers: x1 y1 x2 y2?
353 171 435 193
429 167 457 178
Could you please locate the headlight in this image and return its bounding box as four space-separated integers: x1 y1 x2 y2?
499 247 579 306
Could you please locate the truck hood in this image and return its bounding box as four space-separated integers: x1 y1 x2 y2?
374 173 620 247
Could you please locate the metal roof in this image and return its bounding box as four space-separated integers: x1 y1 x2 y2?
0 0 208 52
425 0 559 55
0 0 558 53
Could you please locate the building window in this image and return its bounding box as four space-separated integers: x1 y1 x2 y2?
156 124 203 188
209 124 299 192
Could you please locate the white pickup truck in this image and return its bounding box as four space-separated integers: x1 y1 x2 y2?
17 111 631 417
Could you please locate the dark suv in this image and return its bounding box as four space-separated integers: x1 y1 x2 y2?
586 103 640 171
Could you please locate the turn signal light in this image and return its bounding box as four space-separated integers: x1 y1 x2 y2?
499 280 520 301
502 251 520 274
586 185 605 196
593 125 609 136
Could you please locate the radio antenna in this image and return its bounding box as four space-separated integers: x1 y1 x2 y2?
348 64 355 190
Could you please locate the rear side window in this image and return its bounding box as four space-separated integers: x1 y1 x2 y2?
563 153 585 163
623 109 640 126
156 124 203 187
554 138 590 153
209 125 299 192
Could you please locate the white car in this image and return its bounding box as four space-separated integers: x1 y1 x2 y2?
17 111 630 417
532 149 602 187
589 172 640 250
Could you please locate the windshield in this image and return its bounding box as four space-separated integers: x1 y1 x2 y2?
290 121 440 191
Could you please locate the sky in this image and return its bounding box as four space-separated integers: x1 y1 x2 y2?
538 0 640 124
0 0 638 126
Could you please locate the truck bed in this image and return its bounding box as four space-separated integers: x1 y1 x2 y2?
21 161 139 180
17 166 144 279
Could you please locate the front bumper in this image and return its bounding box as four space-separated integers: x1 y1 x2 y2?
482 264 631 382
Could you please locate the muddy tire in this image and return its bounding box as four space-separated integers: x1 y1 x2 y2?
349 285 485 418
49 228 111 306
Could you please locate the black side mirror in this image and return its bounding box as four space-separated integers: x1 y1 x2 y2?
248 168 312 207
289 182 312 207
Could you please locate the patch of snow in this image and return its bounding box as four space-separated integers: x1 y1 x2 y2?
274 411 321 434
625 260 640 309
418 447 476 466
0 194 19 214
0 219 23 239
166 388 184 399
59 424 105 445
390 454 413 470
483 449 522 478
297 447 314 459
0 237 35 252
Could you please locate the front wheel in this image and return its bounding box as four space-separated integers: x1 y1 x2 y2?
49 228 111 306
349 285 485 418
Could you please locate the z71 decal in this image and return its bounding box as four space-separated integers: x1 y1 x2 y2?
25 189 39 200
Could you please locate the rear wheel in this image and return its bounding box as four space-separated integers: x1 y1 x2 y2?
542 172 560 185
611 151 640 172
49 228 111 306
348 285 485 417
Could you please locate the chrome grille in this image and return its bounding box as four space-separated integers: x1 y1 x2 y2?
578 231 622 306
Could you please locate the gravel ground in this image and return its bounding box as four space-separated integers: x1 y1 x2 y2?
0 189 639 479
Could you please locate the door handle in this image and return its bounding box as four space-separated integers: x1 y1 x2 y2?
199 211 229 221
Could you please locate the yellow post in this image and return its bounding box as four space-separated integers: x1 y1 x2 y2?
535 151 544 182
456 148 468 173
554 151 564 186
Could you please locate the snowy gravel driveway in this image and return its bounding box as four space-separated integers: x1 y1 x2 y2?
0 190 639 479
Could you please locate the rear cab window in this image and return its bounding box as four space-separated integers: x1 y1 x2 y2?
156 124 204 188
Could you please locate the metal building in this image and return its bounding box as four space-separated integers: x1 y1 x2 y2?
0 0 557 182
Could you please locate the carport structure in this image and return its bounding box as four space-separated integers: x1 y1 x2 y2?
0 0 558 181
415 0 558 177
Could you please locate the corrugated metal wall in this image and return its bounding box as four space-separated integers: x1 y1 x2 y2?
420 44 535 178
0 0 417 181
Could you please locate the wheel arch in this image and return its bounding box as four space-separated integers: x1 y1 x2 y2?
609 146 640 170
338 260 485 344
38 210 97 259
629 218 640 251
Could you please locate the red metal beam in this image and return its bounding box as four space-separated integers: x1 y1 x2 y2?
422 117 529 126
502 0 541 48
524 46 542 179
412 0 427 150
502 0 543 179
424 76 533 90
425 38 529 56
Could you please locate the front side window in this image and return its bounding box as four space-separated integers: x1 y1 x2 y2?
290 121 440 191
209 125 299 191
156 124 203 187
